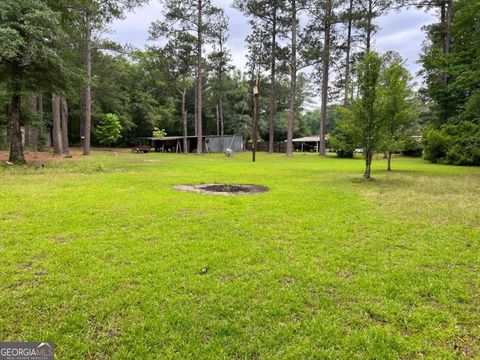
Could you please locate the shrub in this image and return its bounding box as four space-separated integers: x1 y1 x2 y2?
329 122 356 158
423 121 480 165
153 127 167 138
402 136 423 157
423 129 447 163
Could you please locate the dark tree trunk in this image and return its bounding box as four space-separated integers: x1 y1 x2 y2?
52 92 63 156
387 151 392 171
182 80 188 154
344 0 354 106
445 1 453 60
8 66 25 164
252 74 259 162
24 124 31 150
366 0 373 52
61 96 69 155
219 96 224 150
32 93 43 153
320 5 331 156
286 0 297 157
440 2 447 54
268 11 277 153
439 0 452 122
82 12 92 156
196 0 203 154
364 150 373 179
218 59 225 150
216 104 220 136
194 78 198 137
24 94 34 151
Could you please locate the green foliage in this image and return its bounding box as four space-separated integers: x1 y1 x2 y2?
352 52 383 152
420 0 480 127
423 122 480 165
303 105 343 136
96 113 122 146
423 128 447 163
402 137 423 157
0 0 61 68
329 107 356 158
152 127 167 138
378 54 416 157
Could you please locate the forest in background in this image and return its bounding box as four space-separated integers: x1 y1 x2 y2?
0 0 478 165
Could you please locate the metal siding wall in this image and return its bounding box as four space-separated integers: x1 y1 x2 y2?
205 136 244 152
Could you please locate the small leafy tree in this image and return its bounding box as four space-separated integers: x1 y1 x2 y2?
152 127 167 138
96 113 122 146
378 53 416 171
352 52 383 179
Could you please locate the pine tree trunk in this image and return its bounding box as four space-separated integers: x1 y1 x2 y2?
52 92 63 156
61 96 69 155
196 0 203 154
441 2 447 54
219 96 224 150
445 1 453 60
216 104 220 136
8 66 25 164
23 94 33 149
82 12 92 156
30 94 39 152
286 0 297 157
268 11 277 153
366 0 373 52
32 93 43 152
320 6 331 156
218 61 225 151
194 78 198 137
344 0 354 106
182 81 188 154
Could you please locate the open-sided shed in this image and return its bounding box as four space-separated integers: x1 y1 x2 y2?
138 135 243 153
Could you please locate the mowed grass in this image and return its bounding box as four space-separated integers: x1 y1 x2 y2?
0 150 479 359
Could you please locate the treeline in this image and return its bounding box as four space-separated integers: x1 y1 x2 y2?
0 0 318 163
420 0 480 165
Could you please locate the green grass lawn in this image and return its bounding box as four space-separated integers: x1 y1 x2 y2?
1 151 479 359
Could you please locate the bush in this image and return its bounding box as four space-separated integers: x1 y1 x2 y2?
153 127 167 138
423 122 480 165
335 149 354 158
329 123 355 158
402 136 423 157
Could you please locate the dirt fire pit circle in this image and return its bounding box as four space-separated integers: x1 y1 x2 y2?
173 184 269 196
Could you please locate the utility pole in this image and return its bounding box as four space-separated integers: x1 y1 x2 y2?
252 73 260 162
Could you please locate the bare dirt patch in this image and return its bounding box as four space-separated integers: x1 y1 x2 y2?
0 149 84 165
173 184 269 196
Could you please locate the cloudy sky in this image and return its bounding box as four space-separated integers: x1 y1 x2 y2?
108 1 437 78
